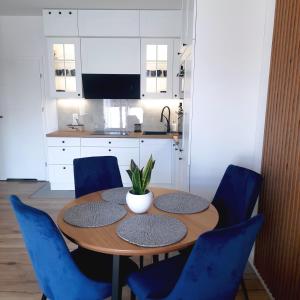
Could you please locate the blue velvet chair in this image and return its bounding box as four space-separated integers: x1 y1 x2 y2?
73 156 123 198
9 195 138 300
128 215 264 300
212 164 263 229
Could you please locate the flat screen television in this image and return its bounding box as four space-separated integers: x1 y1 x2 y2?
82 74 140 99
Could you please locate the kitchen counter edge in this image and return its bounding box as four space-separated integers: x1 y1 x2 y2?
46 131 180 140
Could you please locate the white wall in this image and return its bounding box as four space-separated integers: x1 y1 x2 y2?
189 0 275 200
0 16 58 133
0 16 57 180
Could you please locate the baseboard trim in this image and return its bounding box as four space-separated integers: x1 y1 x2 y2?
249 260 274 300
6 178 37 182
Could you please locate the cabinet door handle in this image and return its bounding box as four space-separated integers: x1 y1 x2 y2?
63 166 66 169
62 140 65 143
62 148 65 151
0 116 3 118
108 141 111 144
108 149 111 152
179 158 183 160
141 140 144 143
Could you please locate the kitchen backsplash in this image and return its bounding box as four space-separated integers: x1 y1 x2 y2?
56 98 181 132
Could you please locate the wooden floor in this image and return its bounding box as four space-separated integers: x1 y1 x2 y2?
0 181 270 300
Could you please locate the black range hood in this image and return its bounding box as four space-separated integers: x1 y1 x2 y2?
82 74 140 99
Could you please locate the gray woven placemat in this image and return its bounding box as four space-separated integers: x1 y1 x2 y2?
117 214 187 247
63 201 127 228
154 192 210 214
101 187 130 205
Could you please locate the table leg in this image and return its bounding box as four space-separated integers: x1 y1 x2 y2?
112 255 121 300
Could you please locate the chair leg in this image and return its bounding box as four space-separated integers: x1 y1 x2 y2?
153 255 159 263
241 277 249 300
139 256 144 269
41 294 46 300
131 290 136 300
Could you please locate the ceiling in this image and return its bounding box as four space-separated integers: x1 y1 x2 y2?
0 0 182 16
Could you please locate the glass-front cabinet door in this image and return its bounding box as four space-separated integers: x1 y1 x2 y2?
47 38 82 98
141 38 173 99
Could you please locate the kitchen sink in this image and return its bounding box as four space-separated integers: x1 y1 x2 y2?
143 131 168 135
91 131 128 136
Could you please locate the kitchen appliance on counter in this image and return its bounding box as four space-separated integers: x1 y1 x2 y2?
134 123 142 132
66 113 84 131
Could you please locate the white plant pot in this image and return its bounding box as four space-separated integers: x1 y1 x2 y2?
126 190 154 214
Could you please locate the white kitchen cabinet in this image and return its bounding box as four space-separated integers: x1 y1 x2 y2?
81 38 140 74
139 139 173 186
172 140 189 192
78 10 140 37
119 166 131 187
81 138 139 148
140 10 181 37
48 165 75 190
141 38 173 99
47 137 80 190
47 38 82 98
173 39 181 99
81 138 139 187
47 137 80 147
181 0 196 46
43 9 78 36
47 147 81 165
81 147 139 166
47 137 175 190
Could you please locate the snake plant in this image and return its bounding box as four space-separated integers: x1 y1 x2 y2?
126 155 155 195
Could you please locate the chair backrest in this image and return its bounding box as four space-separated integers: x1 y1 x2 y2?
167 215 264 300
73 156 123 198
212 164 262 228
9 195 110 300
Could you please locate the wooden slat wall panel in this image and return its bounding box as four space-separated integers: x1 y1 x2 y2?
254 0 300 299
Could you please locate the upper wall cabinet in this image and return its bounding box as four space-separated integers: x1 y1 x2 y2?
141 38 173 99
140 10 181 37
81 38 140 74
78 10 140 37
43 9 78 36
181 0 196 45
47 38 82 98
141 38 181 99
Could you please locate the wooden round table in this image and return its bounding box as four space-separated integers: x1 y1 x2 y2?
57 187 219 300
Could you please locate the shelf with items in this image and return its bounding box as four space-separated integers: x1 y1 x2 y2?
141 38 181 100
141 39 173 99
47 38 82 98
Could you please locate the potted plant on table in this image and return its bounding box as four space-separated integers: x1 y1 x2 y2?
126 155 155 213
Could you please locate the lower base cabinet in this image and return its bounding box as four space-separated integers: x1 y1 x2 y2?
48 164 75 190
47 137 174 190
140 138 173 188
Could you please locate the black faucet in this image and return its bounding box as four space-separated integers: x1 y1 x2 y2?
160 106 171 133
